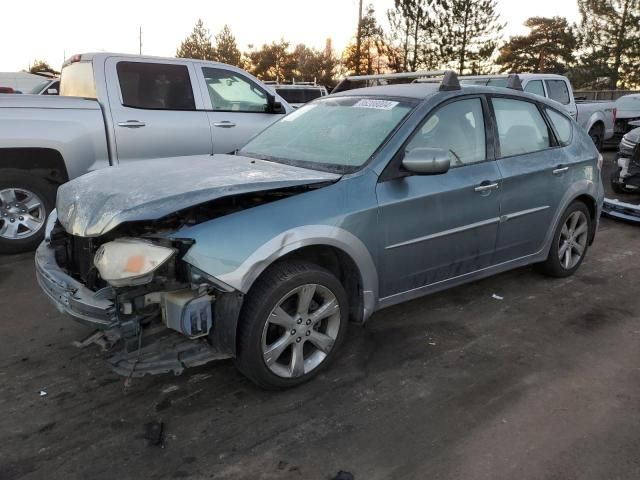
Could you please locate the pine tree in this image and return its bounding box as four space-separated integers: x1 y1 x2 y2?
246 40 296 81
439 0 504 75
576 0 640 89
496 17 577 74
343 5 391 75
176 19 216 60
213 25 242 67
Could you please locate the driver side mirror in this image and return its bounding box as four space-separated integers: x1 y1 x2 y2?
402 147 451 175
267 93 285 114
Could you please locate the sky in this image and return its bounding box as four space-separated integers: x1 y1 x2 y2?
0 0 581 72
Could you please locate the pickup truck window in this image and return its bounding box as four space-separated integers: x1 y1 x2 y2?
116 62 196 111
202 68 268 113
545 108 572 144
524 80 545 97
60 61 96 98
407 98 486 166
545 80 570 105
493 98 550 157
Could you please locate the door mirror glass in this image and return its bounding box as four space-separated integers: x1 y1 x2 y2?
402 147 451 175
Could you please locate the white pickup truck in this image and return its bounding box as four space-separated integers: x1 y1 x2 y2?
0 53 291 253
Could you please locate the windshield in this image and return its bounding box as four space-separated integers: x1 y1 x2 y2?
28 80 50 94
616 96 640 111
240 96 414 173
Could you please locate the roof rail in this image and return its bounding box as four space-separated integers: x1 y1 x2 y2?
506 74 523 91
332 70 461 93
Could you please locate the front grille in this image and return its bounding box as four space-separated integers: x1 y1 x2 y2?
50 222 101 289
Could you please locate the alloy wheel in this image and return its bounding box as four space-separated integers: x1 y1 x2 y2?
558 210 589 270
261 283 341 379
0 188 46 240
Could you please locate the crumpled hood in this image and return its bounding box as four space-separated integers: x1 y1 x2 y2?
57 154 340 237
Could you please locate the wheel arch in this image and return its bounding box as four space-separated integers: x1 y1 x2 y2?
0 148 69 185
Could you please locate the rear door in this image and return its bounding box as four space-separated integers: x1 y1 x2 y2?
490 96 570 263
105 57 212 163
195 65 288 153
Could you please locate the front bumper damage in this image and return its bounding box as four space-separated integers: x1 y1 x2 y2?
602 197 640 223
35 242 239 376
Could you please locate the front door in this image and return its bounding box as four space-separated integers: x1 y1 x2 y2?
197 66 287 153
376 97 502 298
105 58 212 163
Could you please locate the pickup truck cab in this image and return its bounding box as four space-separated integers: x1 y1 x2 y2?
0 53 291 253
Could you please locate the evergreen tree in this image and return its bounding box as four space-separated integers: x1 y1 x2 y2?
29 60 59 75
439 0 504 75
246 39 296 81
176 19 216 60
576 0 640 89
213 25 242 67
343 5 391 75
496 17 577 74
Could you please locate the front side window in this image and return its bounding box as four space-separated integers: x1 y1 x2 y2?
525 80 545 97
545 80 570 105
546 108 573 145
406 98 487 166
202 68 268 112
493 98 551 157
240 96 414 172
116 62 195 110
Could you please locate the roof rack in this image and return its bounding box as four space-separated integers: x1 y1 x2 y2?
332 70 461 93
506 74 523 91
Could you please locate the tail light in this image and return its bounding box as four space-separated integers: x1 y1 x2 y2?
597 153 603 171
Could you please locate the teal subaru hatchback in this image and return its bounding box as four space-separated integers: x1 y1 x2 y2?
37 72 604 388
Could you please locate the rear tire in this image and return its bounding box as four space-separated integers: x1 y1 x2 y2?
235 261 348 390
588 124 604 151
540 201 592 278
0 170 56 254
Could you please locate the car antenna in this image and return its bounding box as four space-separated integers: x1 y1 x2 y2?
506 74 524 91
439 71 461 92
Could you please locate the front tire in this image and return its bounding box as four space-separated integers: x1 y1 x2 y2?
235 261 348 389
0 170 56 254
540 201 592 278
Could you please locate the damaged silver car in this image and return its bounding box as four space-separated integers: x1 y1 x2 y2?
36 72 604 389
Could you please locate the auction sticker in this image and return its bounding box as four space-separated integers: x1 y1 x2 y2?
353 99 399 110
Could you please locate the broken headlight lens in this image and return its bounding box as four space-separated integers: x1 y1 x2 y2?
94 238 176 287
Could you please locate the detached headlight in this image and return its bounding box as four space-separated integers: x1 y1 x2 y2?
94 238 176 287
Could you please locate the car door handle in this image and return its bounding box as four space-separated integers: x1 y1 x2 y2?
118 120 146 128
552 166 569 175
474 182 500 193
213 121 236 128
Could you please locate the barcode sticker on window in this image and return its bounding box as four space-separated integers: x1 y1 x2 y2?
353 99 399 110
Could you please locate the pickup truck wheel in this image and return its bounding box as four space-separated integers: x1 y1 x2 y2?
588 124 604 151
539 201 591 278
0 171 55 254
235 261 348 389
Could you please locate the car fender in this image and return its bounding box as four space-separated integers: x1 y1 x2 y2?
186 224 379 321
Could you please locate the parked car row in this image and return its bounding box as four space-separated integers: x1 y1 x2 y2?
30 67 604 388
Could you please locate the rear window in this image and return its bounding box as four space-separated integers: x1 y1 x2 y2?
493 98 551 156
546 108 573 144
116 61 195 110
276 88 323 104
545 80 570 105
60 61 96 98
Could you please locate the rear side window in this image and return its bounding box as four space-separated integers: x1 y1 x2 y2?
116 62 195 110
546 108 573 144
60 62 96 98
545 80 570 105
407 98 486 166
524 80 545 97
492 98 550 157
